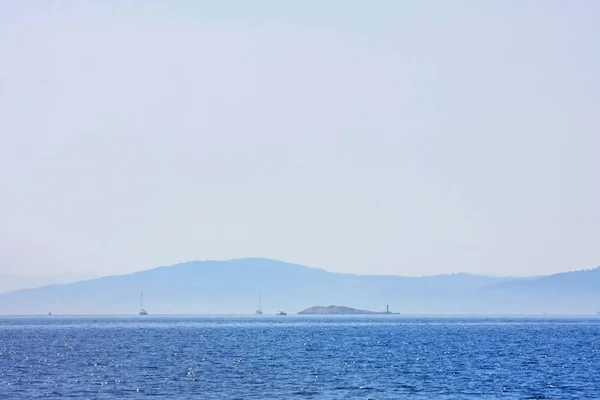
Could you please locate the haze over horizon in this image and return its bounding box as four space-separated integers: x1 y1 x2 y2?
1 1 599 278
2 256 597 281
1 258 599 315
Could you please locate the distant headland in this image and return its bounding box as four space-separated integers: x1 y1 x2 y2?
298 305 399 315
2 258 600 315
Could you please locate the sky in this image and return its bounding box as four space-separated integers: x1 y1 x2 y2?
1 1 599 278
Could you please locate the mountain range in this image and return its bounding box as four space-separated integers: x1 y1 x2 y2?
0 258 598 315
0 273 98 295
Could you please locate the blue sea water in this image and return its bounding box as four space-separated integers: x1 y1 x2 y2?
1 316 599 399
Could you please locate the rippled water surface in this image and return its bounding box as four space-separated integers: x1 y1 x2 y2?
1 316 599 399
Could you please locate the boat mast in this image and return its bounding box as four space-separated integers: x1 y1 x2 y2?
140 291 144 312
258 288 261 311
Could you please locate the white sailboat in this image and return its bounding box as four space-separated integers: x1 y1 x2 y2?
254 289 263 315
139 291 148 315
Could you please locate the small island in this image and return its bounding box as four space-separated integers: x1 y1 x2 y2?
298 305 399 315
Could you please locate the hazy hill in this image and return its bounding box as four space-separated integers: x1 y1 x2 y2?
0 258 597 315
298 305 392 314
0 273 97 294
481 267 600 314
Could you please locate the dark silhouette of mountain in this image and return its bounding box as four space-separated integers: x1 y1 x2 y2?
0 258 597 315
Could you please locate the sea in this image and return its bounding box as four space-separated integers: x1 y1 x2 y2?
1 315 599 399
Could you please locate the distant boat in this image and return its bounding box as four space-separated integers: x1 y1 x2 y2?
139 291 148 316
47 312 52 316
276 311 287 316
254 289 263 315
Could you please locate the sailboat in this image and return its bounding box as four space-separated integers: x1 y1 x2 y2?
254 289 263 315
139 291 148 316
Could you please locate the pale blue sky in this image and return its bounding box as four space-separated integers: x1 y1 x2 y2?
1 1 598 277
